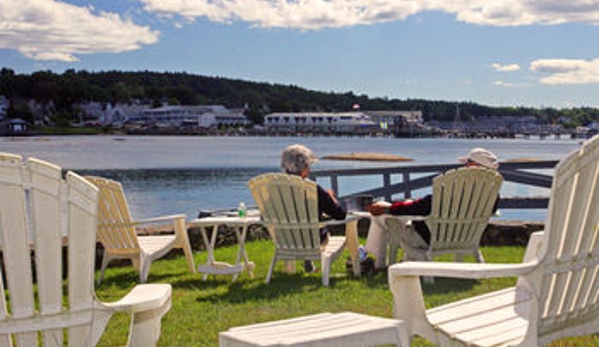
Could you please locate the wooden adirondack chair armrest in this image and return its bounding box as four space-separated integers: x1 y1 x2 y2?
94 284 172 347
97 215 185 229
133 214 186 226
388 260 538 280
98 283 172 313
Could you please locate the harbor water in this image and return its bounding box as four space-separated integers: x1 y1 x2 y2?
1 135 582 221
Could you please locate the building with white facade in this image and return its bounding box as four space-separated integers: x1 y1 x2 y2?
132 105 248 128
264 112 378 134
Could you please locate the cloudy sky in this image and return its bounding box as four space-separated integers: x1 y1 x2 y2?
2 0 599 108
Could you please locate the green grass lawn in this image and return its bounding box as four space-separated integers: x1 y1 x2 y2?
94 240 599 347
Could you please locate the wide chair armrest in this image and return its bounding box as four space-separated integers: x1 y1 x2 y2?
389 229 544 279
134 214 187 225
99 283 172 313
389 261 538 280
93 284 172 347
99 214 187 234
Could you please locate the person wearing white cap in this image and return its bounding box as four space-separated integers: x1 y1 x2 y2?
280 144 347 273
459 147 499 170
361 148 500 272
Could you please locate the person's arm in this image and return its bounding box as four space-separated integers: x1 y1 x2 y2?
317 185 347 220
388 195 432 216
364 201 392 215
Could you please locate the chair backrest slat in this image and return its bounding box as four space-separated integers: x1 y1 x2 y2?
29 158 66 346
538 136 599 332
66 172 99 346
0 153 37 346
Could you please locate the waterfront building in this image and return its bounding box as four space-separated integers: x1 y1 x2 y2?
362 110 424 135
77 102 248 129
132 105 248 128
264 112 378 134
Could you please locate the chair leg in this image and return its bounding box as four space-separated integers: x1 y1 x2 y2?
475 249 485 263
174 218 195 273
265 255 278 284
140 257 151 283
98 254 111 285
423 252 434 284
321 255 331 286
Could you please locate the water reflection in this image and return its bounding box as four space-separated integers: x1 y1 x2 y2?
80 167 277 219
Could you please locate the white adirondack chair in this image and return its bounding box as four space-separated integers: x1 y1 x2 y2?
248 173 358 286
0 153 171 347
84 176 195 284
388 134 599 347
386 167 503 265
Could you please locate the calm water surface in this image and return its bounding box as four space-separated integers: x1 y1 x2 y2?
1 135 581 221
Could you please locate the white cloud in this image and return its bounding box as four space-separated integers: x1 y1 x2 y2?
530 58 599 84
492 63 520 72
494 80 519 87
0 0 159 62
138 0 599 30
139 0 425 30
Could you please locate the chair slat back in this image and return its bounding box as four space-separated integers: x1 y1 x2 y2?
537 136 599 334
84 176 140 251
248 173 321 254
427 167 503 252
0 153 99 346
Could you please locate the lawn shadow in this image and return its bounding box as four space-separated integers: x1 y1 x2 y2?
191 272 326 303
420 277 479 295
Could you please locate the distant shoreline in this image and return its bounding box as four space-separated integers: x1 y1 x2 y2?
3 126 593 140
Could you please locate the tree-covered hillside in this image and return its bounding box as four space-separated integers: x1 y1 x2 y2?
1 67 598 128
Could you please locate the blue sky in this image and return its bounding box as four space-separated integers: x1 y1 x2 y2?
2 0 599 108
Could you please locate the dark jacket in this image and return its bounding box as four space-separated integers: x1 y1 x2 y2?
317 184 347 221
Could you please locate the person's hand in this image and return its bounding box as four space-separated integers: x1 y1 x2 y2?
365 201 392 216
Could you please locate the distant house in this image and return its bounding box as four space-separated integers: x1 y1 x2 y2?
77 101 148 126
0 118 29 135
28 99 56 126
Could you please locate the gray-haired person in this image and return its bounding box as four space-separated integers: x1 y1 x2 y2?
280 144 347 272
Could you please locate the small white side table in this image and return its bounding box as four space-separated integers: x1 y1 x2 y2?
189 215 262 281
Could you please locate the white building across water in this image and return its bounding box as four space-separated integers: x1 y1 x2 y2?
264 112 378 134
264 111 423 135
136 105 248 128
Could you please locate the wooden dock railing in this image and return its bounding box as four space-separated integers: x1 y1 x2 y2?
311 160 558 210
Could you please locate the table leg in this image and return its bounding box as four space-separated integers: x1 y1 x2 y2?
232 224 255 281
199 225 218 281
239 225 254 278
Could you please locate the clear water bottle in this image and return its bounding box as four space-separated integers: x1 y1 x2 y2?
237 202 246 218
